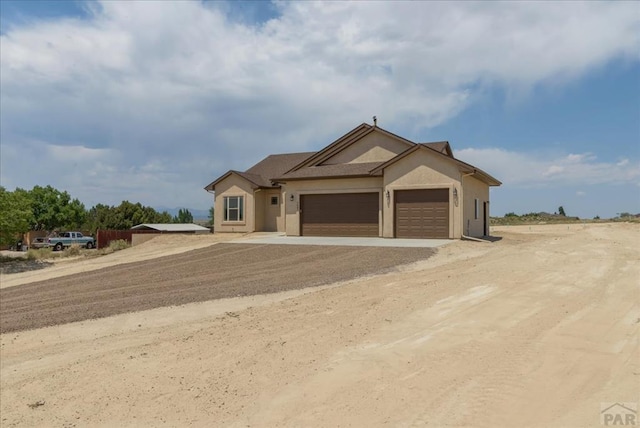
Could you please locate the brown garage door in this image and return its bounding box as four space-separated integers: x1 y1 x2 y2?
395 189 449 239
301 193 379 237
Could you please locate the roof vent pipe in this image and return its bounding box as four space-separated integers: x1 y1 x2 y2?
373 116 377 127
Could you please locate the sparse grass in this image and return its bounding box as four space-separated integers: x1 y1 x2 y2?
1 239 131 274
108 239 130 252
0 254 21 263
93 239 131 256
17 240 129 262
65 244 82 257
491 214 640 226
25 247 65 260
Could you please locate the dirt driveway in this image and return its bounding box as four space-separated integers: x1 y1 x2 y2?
0 244 435 333
1 223 638 427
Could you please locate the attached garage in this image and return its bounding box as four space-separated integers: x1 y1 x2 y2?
300 193 379 237
395 189 449 239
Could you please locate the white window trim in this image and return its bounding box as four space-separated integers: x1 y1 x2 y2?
223 195 244 222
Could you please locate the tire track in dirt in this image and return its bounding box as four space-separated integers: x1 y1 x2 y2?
0 244 435 334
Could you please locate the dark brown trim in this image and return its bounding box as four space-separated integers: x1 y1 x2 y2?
285 123 417 173
204 170 265 191
275 173 380 183
284 123 373 173
371 144 502 186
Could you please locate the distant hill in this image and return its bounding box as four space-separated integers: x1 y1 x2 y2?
491 212 640 225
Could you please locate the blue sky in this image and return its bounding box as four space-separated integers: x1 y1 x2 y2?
1 1 638 218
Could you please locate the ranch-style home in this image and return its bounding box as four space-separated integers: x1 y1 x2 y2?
205 122 501 239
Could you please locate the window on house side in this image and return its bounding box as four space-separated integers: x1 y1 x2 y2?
475 198 479 220
270 196 278 205
223 196 244 222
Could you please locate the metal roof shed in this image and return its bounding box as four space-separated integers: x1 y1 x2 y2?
131 224 211 234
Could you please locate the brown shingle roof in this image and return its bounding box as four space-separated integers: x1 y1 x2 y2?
421 141 453 157
275 162 384 181
204 152 316 191
245 152 316 186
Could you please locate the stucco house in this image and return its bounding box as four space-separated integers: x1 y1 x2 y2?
205 122 501 239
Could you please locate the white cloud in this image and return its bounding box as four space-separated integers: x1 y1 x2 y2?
1 1 639 208
457 148 640 187
576 191 586 196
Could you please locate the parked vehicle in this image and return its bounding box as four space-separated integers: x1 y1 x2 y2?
47 232 96 251
30 237 48 250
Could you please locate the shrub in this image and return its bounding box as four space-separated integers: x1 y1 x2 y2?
25 249 38 261
64 244 82 257
25 248 57 260
108 239 130 252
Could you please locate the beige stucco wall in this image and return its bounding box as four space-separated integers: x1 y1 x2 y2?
214 174 256 233
321 131 410 165
462 175 490 238
283 177 384 236
382 149 463 239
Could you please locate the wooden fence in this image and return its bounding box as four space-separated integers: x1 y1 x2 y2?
96 230 131 249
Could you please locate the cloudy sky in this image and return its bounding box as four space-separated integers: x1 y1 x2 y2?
1 0 639 218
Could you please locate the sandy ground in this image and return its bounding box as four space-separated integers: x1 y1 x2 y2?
1 223 638 427
0 233 244 289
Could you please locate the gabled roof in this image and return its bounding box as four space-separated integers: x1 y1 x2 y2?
370 143 502 186
422 141 453 157
284 123 417 173
204 123 500 190
204 152 316 191
245 152 316 182
131 223 210 232
283 123 373 173
275 162 384 181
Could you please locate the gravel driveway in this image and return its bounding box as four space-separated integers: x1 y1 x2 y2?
0 244 434 333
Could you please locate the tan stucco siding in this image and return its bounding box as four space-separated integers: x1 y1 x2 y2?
214 175 255 233
283 177 384 236
462 175 490 238
382 149 462 239
321 131 410 165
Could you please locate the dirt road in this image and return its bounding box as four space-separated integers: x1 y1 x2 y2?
1 223 638 427
0 244 434 333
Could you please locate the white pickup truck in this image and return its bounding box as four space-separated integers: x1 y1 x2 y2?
47 232 96 251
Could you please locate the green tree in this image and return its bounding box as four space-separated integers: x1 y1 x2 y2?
208 206 214 227
558 206 566 216
173 208 193 223
29 185 86 231
0 187 34 246
84 203 116 233
84 201 174 231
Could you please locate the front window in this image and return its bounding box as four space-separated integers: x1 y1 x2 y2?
224 196 244 222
